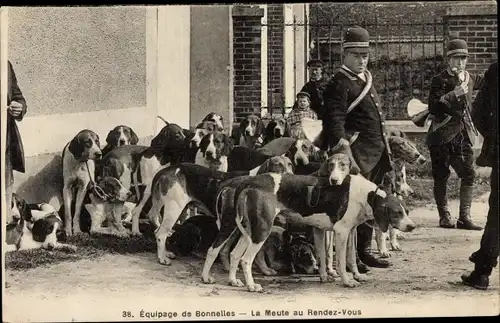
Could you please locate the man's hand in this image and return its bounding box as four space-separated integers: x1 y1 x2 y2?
8 101 23 117
453 83 469 97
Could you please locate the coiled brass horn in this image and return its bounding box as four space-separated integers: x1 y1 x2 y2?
407 98 431 127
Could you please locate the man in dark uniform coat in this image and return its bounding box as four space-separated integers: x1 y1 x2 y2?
321 27 393 272
461 61 498 290
5 60 28 220
426 39 483 230
297 59 329 119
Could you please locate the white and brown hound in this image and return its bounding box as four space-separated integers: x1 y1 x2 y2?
62 129 102 236
194 131 233 172
202 112 225 132
96 122 187 236
237 114 266 149
101 125 139 157
374 131 427 258
135 157 293 265
263 115 290 145
5 193 74 252
190 120 219 148
201 171 415 292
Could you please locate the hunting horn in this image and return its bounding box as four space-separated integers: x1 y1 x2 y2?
407 98 431 127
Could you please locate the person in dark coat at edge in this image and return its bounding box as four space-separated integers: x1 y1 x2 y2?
296 59 329 119
461 61 498 290
319 26 392 273
4 60 28 222
425 39 483 230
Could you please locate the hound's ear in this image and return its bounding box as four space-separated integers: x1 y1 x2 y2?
348 156 361 175
105 129 118 145
283 121 291 137
367 190 390 233
68 134 84 160
223 134 234 156
317 159 330 177
239 118 248 130
258 158 272 174
199 133 211 152
257 119 266 136
129 128 139 145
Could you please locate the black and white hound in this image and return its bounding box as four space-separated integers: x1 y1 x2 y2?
62 129 102 236
101 125 139 157
237 114 266 149
195 131 233 172
5 193 74 252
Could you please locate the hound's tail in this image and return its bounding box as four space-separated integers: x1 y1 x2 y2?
157 116 169 125
214 187 231 230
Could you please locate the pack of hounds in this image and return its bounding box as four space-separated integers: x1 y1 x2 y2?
6 112 427 291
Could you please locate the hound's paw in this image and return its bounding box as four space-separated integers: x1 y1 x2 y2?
261 268 278 276
343 279 361 288
65 228 73 237
395 232 405 240
72 227 82 235
247 283 263 292
202 276 216 284
130 230 142 237
320 274 336 283
379 250 391 258
354 273 368 282
158 256 172 266
115 230 130 238
327 268 340 278
229 279 245 287
166 251 176 259
390 242 402 251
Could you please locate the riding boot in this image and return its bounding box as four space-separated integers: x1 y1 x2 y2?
357 223 390 268
461 262 492 290
456 184 483 230
434 179 455 228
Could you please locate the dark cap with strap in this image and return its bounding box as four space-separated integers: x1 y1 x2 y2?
343 26 370 54
307 59 324 68
447 39 469 57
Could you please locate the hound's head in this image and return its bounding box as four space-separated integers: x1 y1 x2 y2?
151 123 187 152
257 156 295 175
202 112 225 131
240 114 265 138
190 121 218 148
266 115 289 139
391 162 414 198
31 213 65 250
286 139 320 166
317 151 360 186
105 125 139 149
167 222 202 256
68 129 102 162
199 131 233 163
283 231 318 275
95 176 132 203
368 189 416 233
7 193 29 226
387 131 426 165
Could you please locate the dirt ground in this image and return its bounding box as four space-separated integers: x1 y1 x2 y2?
3 195 499 321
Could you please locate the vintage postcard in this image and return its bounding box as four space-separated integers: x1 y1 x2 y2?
2 3 499 321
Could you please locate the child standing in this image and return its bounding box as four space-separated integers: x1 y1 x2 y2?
286 92 318 139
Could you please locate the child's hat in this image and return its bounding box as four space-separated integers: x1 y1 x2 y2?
296 91 311 99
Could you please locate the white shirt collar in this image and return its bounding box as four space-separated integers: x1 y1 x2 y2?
342 65 366 82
